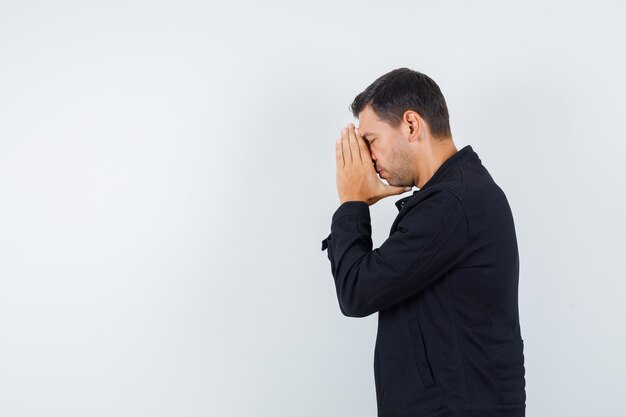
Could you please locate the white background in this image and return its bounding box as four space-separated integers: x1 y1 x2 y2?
1 1 625 416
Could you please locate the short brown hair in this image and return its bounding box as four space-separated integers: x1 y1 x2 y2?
350 67 452 140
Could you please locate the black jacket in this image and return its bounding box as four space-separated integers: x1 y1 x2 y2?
321 145 525 417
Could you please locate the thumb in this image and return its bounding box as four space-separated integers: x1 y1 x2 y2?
385 184 412 196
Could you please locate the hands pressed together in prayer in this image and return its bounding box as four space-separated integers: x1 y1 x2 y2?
336 123 412 206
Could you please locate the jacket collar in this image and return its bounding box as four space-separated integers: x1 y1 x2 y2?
394 144 478 211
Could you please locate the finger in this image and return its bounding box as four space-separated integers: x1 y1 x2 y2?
347 124 362 163
336 137 344 168
354 127 372 167
341 126 352 164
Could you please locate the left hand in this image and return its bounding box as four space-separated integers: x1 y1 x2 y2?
336 123 412 205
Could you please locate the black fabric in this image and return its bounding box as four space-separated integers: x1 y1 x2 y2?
321 145 525 417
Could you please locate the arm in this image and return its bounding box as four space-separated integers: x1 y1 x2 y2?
321 188 468 317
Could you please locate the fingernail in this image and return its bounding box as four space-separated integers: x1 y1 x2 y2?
342 127 347 134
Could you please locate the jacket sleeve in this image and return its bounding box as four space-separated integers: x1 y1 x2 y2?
321 189 468 318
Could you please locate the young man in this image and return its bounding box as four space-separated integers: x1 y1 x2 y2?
321 68 525 417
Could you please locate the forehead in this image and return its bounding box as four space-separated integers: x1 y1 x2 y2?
357 105 388 137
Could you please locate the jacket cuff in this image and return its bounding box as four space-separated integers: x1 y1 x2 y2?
331 201 370 225
321 233 331 251
321 201 369 251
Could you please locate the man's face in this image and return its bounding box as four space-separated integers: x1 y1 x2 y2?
357 105 414 187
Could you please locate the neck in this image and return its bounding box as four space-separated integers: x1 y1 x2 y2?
414 138 458 189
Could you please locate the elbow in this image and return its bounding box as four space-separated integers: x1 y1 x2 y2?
338 297 375 318
334 263 377 318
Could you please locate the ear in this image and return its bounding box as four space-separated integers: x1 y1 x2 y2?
403 110 421 140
